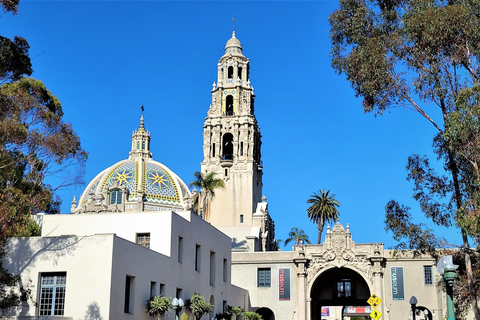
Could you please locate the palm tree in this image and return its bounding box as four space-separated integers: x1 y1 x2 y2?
307 189 341 244
189 171 225 220
284 227 311 247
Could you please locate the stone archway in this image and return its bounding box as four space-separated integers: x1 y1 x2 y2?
310 267 371 320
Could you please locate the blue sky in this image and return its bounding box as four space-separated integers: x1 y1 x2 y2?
2 0 458 249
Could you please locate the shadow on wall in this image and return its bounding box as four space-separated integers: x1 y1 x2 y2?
2 235 82 317
231 238 247 250
84 301 104 320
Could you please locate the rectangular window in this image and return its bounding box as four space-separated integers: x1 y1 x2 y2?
337 279 352 298
178 236 183 263
136 233 150 248
424 266 433 285
39 272 66 316
176 288 183 301
257 268 271 287
150 281 157 298
212 143 216 157
124 275 134 313
195 244 201 272
223 258 228 282
210 251 216 287
240 142 244 156
240 214 244 223
160 283 165 296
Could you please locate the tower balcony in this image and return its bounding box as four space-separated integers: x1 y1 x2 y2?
220 154 234 167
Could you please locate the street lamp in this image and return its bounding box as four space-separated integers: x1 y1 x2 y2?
437 255 458 320
410 296 418 320
172 297 184 320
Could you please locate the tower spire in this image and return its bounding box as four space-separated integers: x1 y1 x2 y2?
129 113 152 160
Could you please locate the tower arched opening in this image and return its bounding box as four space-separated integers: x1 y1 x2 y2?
228 66 234 79
222 133 234 160
310 267 370 320
226 95 234 116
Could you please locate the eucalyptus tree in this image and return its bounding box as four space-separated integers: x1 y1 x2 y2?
329 0 480 316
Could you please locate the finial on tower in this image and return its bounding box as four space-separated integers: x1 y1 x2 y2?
232 15 236 31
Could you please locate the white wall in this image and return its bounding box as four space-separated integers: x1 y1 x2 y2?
3 234 115 320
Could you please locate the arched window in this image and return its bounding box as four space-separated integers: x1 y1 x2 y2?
110 190 122 205
222 133 234 160
226 95 234 116
238 67 242 79
228 66 234 79
142 141 145 149
136 141 140 149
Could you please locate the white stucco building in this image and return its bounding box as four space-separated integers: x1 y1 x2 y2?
1 31 464 320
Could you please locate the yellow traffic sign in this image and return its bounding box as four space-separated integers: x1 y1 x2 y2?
367 294 382 308
370 309 382 320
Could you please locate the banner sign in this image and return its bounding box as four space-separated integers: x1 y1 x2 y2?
279 268 290 300
391 267 405 300
343 306 373 314
321 307 329 316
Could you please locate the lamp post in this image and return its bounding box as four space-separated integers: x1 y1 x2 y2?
437 255 458 320
410 296 418 320
172 297 184 320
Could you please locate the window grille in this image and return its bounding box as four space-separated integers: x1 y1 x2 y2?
136 233 150 248
257 268 271 287
39 272 66 316
424 266 433 285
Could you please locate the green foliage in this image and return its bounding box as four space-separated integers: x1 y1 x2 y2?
243 312 262 320
190 171 225 219
284 227 311 247
186 293 212 320
216 305 243 320
306 189 340 244
147 295 173 320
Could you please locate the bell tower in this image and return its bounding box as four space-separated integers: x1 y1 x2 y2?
201 31 263 228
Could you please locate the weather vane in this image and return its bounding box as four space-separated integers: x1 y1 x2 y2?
232 15 236 31
141 105 144 113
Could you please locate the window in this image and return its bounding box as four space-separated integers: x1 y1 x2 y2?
337 278 352 298
176 288 183 301
110 190 122 204
178 236 183 263
195 244 201 272
150 282 157 298
212 143 216 157
240 214 244 223
124 275 134 313
424 266 433 285
240 142 243 156
210 251 216 287
225 96 234 116
39 272 66 316
223 258 227 282
228 66 233 79
238 67 242 79
257 268 271 287
136 233 150 248
160 283 165 296
225 169 228 177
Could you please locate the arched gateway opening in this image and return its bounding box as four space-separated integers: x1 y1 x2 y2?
310 267 371 320
256 307 274 320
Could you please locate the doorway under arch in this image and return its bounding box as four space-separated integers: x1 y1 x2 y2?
310 267 371 320
256 307 274 320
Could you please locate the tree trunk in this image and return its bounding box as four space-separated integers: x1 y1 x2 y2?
447 149 480 320
317 219 324 244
